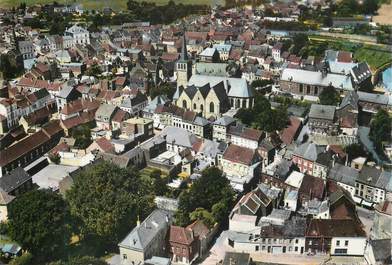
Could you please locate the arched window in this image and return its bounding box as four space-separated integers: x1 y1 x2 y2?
183 100 187 109
242 99 247 108
236 99 240 108
200 104 204 112
193 103 197 110
209 102 215 113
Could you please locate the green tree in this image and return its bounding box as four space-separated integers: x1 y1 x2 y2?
85 64 102 78
235 108 254 126
251 79 273 89
66 162 155 243
8 190 71 260
291 34 309 55
48 256 108 265
189 208 215 228
175 167 234 226
318 86 340 106
72 124 92 149
149 170 169 196
150 83 176 100
9 253 33 265
345 143 367 161
369 109 392 152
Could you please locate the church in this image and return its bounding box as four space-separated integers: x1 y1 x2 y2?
174 32 254 119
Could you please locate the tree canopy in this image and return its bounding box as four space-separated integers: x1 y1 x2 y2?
235 94 289 132
318 86 340 106
126 0 209 25
72 124 93 149
66 162 155 244
8 190 71 260
149 83 176 100
369 109 392 152
48 256 108 265
175 167 235 227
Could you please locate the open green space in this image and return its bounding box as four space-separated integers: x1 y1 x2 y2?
0 0 214 10
354 45 392 71
309 35 392 70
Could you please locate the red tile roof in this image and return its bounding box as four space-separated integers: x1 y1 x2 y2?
280 117 301 145
95 137 114 153
223 144 256 165
169 226 194 245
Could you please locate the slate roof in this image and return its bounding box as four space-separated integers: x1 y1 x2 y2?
328 163 359 187
357 91 389 105
309 104 336 120
0 167 31 193
281 68 353 91
118 209 173 251
214 116 236 126
188 75 253 98
259 217 307 238
357 166 382 187
340 91 359 109
368 239 392 264
161 126 199 149
293 142 324 161
351 62 371 84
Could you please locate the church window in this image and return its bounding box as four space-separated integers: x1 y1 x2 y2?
193 103 197 110
200 104 204 112
242 100 247 108
182 100 187 109
209 102 215 113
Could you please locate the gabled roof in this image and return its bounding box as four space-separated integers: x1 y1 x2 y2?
340 91 359 109
223 144 256 165
118 209 173 251
293 142 324 161
169 225 194 245
299 174 325 200
306 219 366 237
0 167 31 193
309 104 335 121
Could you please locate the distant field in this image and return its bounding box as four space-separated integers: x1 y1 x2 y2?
0 0 213 10
354 46 392 71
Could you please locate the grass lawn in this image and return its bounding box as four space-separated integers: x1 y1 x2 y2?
0 0 213 10
309 36 392 71
354 45 392 71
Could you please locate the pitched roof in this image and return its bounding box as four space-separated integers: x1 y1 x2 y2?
223 144 256 165
0 167 31 193
294 142 324 161
0 131 50 167
299 174 325 200
306 219 366 237
309 104 336 121
118 209 173 251
280 116 301 145
169 225 194 245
